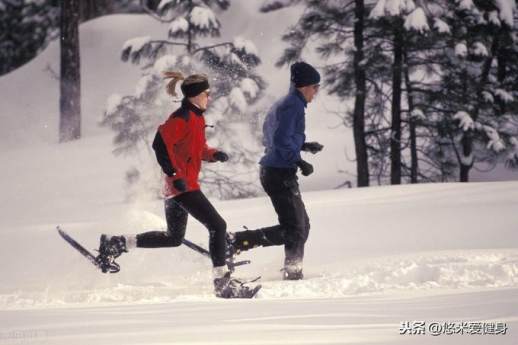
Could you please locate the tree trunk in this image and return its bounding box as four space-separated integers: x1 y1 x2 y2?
187 0 193 54
403 49 418 183
496 28 508 115
390 21 404 184
459 135 472 182
59 0 81 142
458 35 498 181
352 0 369 187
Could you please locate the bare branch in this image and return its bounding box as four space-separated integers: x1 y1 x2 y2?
192 42 234 55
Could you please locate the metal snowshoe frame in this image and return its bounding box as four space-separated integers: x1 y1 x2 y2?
181 238 251 273
57 226 120 273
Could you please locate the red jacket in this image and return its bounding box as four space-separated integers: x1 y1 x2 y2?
152 100 217 197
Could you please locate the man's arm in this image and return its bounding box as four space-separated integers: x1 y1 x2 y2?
273 102 303 164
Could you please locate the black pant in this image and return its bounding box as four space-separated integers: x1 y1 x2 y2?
136 190 227 267
233 166 310 266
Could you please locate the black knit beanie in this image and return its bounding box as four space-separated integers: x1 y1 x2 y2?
290 62 321 88
181 79 210 98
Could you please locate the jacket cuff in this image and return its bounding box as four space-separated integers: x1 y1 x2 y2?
203 148 218 162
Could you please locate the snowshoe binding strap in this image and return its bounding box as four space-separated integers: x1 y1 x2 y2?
94 252 121 273
226 258 251 272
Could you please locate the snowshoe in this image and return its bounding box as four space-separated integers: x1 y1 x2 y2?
96 234 128 273
182 236 251 273
57 227 121 273
214 272 261 299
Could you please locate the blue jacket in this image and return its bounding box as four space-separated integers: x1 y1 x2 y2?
260 88 307 168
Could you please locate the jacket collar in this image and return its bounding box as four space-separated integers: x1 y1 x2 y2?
290 86 308 108
182 98 205 116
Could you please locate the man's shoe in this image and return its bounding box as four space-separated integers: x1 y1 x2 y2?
283 262 304 280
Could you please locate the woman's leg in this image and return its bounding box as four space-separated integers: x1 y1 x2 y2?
174 190 227 267
135 197 189 248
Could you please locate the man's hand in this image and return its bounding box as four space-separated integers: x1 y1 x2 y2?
297 160 314 176
213 151 229 162
301 141 324 154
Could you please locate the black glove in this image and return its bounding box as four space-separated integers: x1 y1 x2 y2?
172 178 187 192
301 141 324 154
213 151 229 162
297 160 314 176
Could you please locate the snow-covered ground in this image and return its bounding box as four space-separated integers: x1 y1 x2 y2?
2 177 518 345
1 2 518 344
1 134 518 344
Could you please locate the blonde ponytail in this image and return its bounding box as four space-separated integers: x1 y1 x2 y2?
162 71 185 97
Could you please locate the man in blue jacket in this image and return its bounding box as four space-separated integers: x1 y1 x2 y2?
228 62 324 280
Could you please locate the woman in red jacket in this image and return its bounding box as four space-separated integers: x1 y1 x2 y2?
97 72 253 298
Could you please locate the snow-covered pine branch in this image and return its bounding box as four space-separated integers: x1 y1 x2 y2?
169 17 189 36
260 0 302 12
483 125 506 152
433 18 451 34
190 6 220 32
370 0 417 19
121 36 153 64
404 7 429 32
495 89 515 103
454 111 475 132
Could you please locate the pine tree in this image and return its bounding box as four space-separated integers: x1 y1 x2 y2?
101 0 266 199
267 0 518 185
0 0 60 76
368 0 437 185
416 0 518 182
0 0 143 77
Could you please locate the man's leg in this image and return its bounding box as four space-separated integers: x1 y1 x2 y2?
231 167 310 275
135 197 189 248
268 186 308 266
231 225 286 251
230 167 292 252
231 167 309 252
282 192 309 268
263 167 309 278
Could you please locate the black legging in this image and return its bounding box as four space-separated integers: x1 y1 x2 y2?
136 190 227 267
